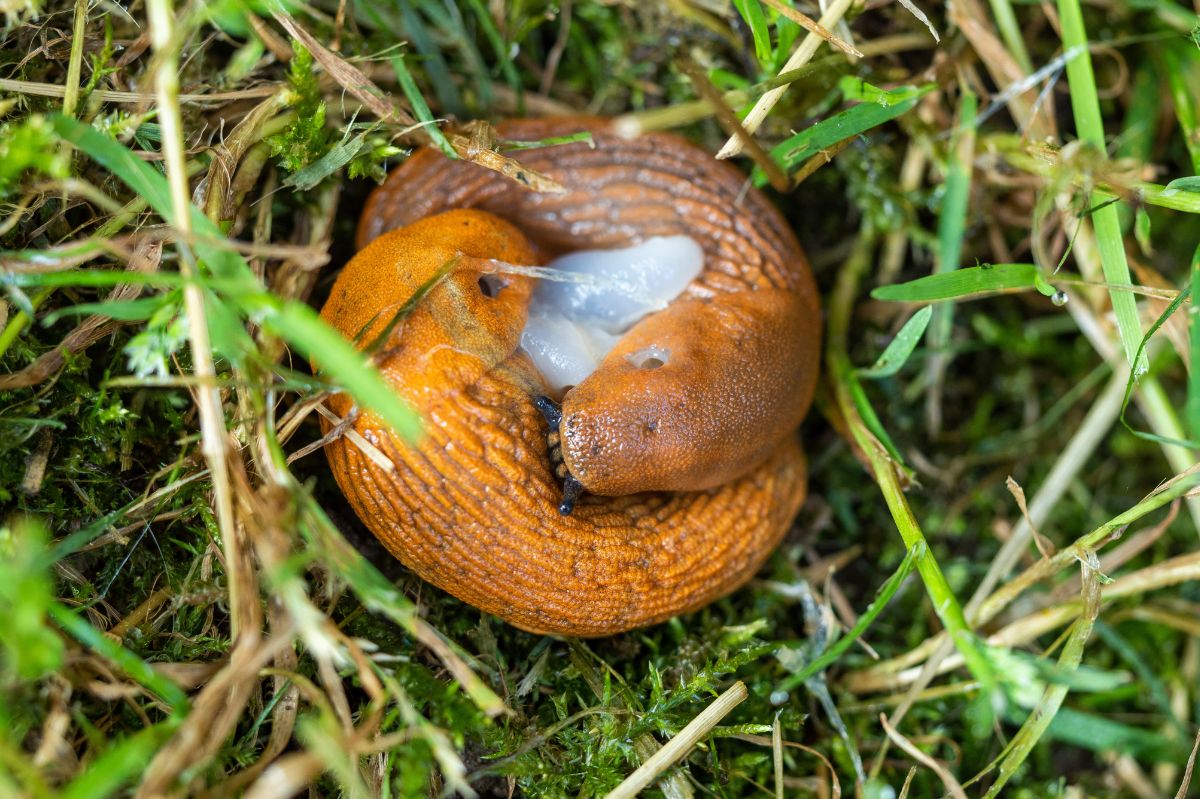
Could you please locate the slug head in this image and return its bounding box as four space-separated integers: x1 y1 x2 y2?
559 287 820 495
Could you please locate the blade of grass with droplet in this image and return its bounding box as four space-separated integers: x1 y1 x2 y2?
51 114 423 442
751 81 935 186
1056 0 1147 373
831 233 1000 708
871 263 1058 303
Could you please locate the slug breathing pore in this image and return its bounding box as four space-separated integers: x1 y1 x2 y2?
320 117 821 637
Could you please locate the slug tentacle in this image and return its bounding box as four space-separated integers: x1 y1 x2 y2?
322 118 820 636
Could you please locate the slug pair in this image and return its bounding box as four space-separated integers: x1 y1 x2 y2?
319 118 820 637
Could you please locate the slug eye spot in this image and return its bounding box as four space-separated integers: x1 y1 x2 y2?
478 275 508 298
628 346 670 370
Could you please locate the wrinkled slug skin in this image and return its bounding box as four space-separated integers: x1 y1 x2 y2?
325 118 817 637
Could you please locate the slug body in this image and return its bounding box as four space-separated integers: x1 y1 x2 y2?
322 118 820 636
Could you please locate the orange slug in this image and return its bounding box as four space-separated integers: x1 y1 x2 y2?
319 118 821 637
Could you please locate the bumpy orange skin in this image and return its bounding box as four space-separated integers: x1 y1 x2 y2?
322 118 819 637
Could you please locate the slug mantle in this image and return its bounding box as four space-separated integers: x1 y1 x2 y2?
320 117 821 637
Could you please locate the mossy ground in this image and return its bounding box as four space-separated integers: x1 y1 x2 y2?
1 0 1199 797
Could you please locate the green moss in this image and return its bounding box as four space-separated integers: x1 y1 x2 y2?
268 43 330 175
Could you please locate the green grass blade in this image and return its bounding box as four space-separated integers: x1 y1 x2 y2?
732 0 772 65
362 0 465 117
281 129 374 191
42 295 170 324
985 0 1032 74
926 88 976 379
461 0 523 112
1092 620 1189 741
1118 283 1199 449
775 543 921 693
255 296 424 442
52 113 423 442
1117 61 1159 232
50 114 255 287
1166 176 1200 192
1163 43 1200 172
830 234 999 707
847 373 910 468
1036 706 1185 762
49 603 190 716
857 305 932 379
752 81 935 186
1056 0 1147 373
391 54 456 159
872 263 1057 303
996 704 1184 763
979 565 1101 798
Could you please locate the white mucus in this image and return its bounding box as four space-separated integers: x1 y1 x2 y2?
519 236 702 392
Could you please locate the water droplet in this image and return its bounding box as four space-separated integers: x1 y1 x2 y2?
1051 291 1068 307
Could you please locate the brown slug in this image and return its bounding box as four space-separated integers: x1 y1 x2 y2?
319 117 821 637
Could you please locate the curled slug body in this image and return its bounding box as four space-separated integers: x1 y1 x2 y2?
322 118 820 636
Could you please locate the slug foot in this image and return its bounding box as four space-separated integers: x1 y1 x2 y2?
533 394 585 515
